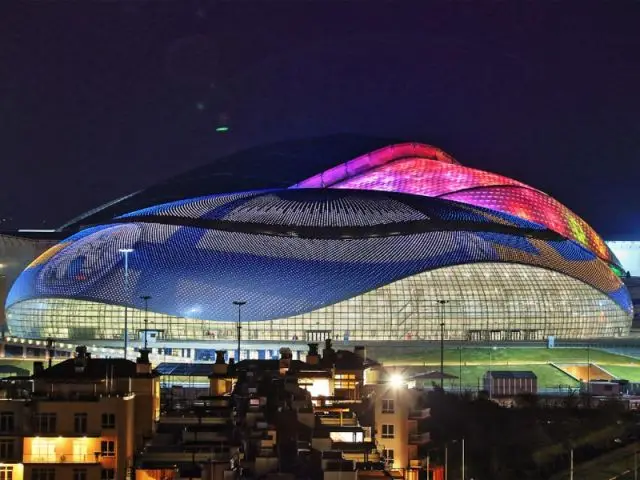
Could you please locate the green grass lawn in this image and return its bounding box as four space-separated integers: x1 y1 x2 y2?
0 358 62 375
597 365 640 382
376 347 640 366
419 363 580 390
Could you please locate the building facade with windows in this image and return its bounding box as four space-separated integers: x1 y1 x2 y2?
0 347 160 480
4 139 632 345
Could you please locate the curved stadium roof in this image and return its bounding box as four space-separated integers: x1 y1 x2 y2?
8 188 630 322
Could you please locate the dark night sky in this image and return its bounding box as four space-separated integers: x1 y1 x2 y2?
2 1 640 236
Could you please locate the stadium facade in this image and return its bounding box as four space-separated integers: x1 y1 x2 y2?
3 139 634 345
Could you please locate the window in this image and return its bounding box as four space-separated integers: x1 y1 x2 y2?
382 399 395 414
100 470 115 480
101 413 116 428
32 438 56 462
31 469 54 480
0 440 14 460
382 448 394 460
0 466 13 480
72 470 87 480
334 373 357 390
34 413 56 434
100 440 115 457
381 424 395 439
0 413 14 433
74 413 87 434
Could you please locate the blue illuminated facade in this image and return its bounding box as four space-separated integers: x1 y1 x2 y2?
5 188 632 342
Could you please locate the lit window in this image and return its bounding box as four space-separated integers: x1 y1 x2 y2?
0 466 13 480
382 399 395 414
381 424 395 439
382 448 394 461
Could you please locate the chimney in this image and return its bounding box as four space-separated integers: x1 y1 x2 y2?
74 346 89 373
33 361 44 376
306 343 320 365
322 339 336 367
279 347 292 374
212 350 228 375
354 346 366 361
136 348 152 374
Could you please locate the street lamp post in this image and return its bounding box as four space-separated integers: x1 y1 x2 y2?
489 346 497 400
438 300 449 390
119 248 134 360
140 295 152 350
233 301 247 361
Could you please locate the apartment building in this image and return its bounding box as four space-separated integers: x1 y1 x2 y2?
0 346 160 480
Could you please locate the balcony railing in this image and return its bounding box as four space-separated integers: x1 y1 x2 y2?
24 454 101 464
408 432 431 444
408 408 431 419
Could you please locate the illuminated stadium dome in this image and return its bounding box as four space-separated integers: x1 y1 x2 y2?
5 139 633 344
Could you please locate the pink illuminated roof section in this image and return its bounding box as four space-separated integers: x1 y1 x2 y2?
292 143 459 189
440 186 612 262
330 157 528 197
291 142 618 266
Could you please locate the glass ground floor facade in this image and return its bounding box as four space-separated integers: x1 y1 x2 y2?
6 263 632 342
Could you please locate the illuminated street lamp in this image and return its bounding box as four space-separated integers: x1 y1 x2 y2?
118 248 134 359
389 373 405 388
438 300 449 390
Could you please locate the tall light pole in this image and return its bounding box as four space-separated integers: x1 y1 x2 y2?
119 248 134 360
438 300 449 390
140 295 152 350
233 301 246 361
489 346 497 400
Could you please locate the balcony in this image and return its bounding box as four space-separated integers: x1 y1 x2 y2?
408 408 431 419
23 453 101 464
408 432 431 444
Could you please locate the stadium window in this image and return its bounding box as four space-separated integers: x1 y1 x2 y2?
381 424 395 439
382 399 395 414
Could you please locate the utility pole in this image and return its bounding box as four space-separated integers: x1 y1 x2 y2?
119 248 134 359
426 454 430 480
438 300 449 390
569 448 573 480
461 438 465 480
445 444 448 480
140 295 151 350
233 301 246 361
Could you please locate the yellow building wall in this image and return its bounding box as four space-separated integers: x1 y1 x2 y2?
373 384 412 469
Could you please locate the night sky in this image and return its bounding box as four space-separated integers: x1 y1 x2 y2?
2 1 640 237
